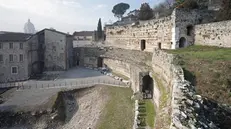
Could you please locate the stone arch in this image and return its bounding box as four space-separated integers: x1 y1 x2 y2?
142 75 154 99
179 37 186 48
141 39 146 51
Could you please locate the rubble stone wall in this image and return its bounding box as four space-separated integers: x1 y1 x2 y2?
152 49 231 129
105 16 173 52
195 20 231 47
104 58 130 78
105 9 216 50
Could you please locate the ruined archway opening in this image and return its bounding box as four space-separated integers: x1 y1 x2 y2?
142 75 153 99
141 40 146 51
97 57 103 67
179 37 186 48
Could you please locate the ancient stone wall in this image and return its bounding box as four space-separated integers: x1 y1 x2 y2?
152 49 231 129
104 58 130 78
195 20 231 47
105 16 173 52
105 9 216 50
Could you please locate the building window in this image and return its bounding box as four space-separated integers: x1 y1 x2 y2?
187 25 193 36
19 54 23 62
0 43 2 49
9 54 13 62
11 66 18 74
20 43 23 49
158 43 162 49
9 43 13 49
141 40 146 51
0 55 3 62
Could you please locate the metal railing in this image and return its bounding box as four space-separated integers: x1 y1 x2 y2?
0 79 128 90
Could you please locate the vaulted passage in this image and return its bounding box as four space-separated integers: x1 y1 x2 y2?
142 75 153 99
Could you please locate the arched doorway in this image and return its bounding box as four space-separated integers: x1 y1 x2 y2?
141 40 146 51
179 37 186 48
142 75 153 99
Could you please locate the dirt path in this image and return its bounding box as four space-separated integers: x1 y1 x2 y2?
60 86 109 129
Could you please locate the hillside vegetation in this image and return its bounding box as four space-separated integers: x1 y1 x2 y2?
167 45 231 105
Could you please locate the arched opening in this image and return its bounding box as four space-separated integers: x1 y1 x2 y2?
142 75 153 99
158 42 162 49
179 37 186 48
187 25 193 36
141 40 146 51
97 57 103 67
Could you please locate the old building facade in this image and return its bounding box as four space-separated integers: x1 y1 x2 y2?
73 31 94 47
0 29 73 82
0 32 32 82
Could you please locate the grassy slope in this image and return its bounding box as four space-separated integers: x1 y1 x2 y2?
145 100 156 128
97 86 134 129
167 45 231 104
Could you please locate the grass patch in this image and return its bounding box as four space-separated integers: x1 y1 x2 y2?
167 45 231 104
145 100 156 128
97 86 134 129
152 74 168 108
112 71 130 80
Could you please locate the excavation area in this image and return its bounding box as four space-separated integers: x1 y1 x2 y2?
0 86 134 129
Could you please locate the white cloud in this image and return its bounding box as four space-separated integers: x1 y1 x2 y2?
96 4 107 8
0 0 111 33
0 0 82 17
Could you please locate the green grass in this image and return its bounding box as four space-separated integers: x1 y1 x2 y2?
97 86 134 129
167 45 231 104
145 100 156 128
112 71 130 80
152 74 168 108
167 45 231 61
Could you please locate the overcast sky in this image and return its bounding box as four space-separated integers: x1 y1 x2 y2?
0 0 163 33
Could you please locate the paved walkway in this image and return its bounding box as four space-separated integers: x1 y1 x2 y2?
0 67 127 112
20 67 125 90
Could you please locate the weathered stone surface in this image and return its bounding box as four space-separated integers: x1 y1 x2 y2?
195 20 231 48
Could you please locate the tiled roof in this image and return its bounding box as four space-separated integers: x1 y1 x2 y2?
73 31 94 36
0 32 32 42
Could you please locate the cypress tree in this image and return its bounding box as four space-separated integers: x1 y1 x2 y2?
97 18 103 40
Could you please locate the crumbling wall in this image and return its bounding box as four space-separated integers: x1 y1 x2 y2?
106 16 173 51
104 58 130 78
195 20 231 47
105 9 216 51
152 49 231 129
172 9 216 49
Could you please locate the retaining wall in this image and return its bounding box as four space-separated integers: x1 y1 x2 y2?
195 20 231 47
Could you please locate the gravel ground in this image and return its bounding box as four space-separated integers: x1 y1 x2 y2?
60 86 109 129
0 67 124 112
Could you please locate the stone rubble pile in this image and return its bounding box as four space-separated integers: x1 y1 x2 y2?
171 65 231 129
